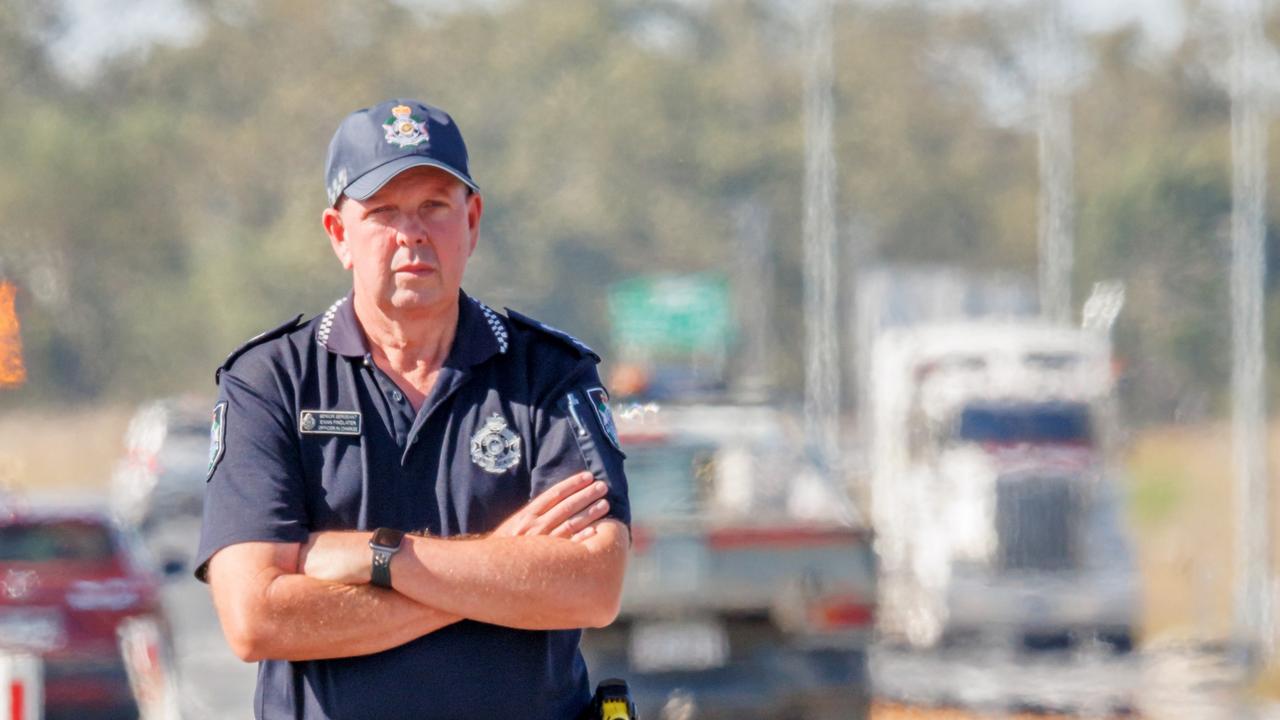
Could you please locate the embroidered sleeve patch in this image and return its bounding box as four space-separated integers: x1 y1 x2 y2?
586 387 621 451
206 402 227 481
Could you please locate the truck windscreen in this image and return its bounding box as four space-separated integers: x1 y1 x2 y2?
955 402 1093 445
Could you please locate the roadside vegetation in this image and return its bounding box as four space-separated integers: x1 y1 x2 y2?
0 0 1274 428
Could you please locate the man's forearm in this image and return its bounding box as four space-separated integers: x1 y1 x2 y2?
246 574 460 661
208 544 460 662
390 520 629 630
298 475 628 631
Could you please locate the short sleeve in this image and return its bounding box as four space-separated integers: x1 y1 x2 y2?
530 369 630 528
193 368 310 581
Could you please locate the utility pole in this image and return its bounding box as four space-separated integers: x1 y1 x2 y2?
1228 0 1273 662
732 202 773 401
1036 0 1075 324
801 0 841 477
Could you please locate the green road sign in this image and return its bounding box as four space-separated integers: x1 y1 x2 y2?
608 273 734 356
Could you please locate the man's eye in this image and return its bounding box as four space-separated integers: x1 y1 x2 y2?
368 206 395 216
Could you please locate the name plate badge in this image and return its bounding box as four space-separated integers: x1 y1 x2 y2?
299 410 362 436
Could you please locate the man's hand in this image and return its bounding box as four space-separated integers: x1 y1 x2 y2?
300 471 611 584
493 471 611 541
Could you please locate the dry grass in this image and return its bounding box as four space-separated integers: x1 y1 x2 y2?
0 404 132 495
1124 422 1235 642
1124 420 1280 702
1123 421 1280 644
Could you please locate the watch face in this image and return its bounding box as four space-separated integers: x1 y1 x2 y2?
370 527 405 550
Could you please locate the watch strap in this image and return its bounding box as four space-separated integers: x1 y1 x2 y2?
371 547 393 588
369 527 405 589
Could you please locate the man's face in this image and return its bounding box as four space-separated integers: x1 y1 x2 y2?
323 166 482 315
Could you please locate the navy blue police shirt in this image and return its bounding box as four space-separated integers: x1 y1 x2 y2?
195 290 630 720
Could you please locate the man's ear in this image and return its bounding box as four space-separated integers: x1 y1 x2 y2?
466 191 483 256
322 206 352 270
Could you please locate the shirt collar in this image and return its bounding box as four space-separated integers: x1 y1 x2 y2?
317 292 364 357
318 289 508 368
452 290 509 367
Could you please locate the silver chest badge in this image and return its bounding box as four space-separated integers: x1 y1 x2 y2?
470 413 521 474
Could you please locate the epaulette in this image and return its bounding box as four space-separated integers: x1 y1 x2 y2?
214 314 305 384
504 309 600 362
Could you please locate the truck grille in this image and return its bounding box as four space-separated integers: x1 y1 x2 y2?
995 474 1080 573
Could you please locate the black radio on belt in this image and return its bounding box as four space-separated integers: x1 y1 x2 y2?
587 678 636 720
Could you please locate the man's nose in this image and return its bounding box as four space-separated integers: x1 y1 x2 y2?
396 215 428 246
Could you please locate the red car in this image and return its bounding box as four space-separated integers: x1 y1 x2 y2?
0 507 173 720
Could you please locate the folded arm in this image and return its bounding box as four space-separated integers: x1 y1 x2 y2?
208 471 617 661
301 472 628 630
394 517 628 629
206 541 460 663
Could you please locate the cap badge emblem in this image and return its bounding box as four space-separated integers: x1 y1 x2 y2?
470 413 521 474
384 104 429 148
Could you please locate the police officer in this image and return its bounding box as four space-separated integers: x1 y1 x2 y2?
196 99 631 720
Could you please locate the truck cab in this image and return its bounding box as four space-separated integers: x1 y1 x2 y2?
868 321 1138 651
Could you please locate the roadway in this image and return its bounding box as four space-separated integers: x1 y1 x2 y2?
145 514 1279 720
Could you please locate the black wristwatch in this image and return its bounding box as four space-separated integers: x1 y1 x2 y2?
369 527 405 589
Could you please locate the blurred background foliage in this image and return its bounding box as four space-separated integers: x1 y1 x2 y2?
0 0 1272 425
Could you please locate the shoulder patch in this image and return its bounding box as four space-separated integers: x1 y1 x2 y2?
585 387 622 450
505 309 600 361
206 401 227 480
214 314 305 384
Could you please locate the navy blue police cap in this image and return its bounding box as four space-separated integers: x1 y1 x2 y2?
325 99 479 207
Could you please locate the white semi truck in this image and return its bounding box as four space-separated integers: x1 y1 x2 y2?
867 320 1139 651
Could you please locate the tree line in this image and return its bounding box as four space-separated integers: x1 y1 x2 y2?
0 0 1272 424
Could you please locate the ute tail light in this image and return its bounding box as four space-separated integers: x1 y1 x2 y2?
774 589 876 639
808 595 875 630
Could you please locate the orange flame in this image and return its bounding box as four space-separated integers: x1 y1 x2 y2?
0 282 27 387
